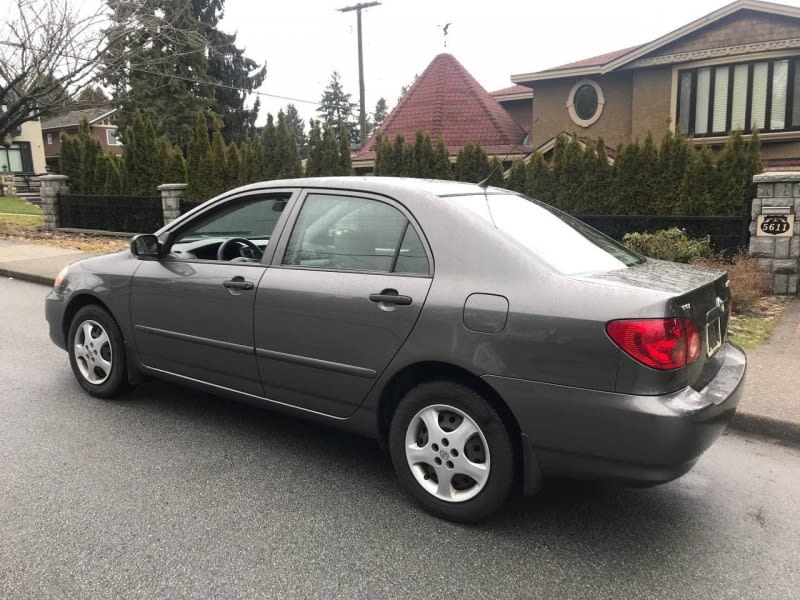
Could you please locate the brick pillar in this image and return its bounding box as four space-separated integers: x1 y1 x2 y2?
749 172 800 295
37 174 70 230
158 183 187 225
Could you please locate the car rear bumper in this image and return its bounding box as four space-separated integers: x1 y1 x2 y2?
483 342 746 486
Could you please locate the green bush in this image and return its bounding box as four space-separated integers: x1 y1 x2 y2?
622 228 713 263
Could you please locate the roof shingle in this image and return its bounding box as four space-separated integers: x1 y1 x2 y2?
40 107 116 131
356 54 528 160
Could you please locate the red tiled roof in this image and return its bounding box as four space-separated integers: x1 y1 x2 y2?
543 45 643 71
490 84 533 97
356 53 529 160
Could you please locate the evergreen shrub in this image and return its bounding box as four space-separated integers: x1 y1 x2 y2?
622 228 713 263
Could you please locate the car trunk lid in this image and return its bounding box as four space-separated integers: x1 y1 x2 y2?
580 259 731 391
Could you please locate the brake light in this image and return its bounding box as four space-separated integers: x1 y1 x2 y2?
606 318 701 371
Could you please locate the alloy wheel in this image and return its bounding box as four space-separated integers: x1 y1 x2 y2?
72 319 113 385
404 404 491 502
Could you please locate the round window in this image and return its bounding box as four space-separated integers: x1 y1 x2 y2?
574 85 598 121
567 79 605 127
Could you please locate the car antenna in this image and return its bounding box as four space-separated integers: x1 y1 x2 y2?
476 164 501 188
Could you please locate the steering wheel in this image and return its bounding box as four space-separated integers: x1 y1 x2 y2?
216 237 263 261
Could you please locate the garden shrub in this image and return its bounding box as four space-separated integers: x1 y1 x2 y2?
692 251 772 315
622 228 713 263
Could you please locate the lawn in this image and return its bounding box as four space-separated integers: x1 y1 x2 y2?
727 296 791 350
0 196 42 215
0 212 129 253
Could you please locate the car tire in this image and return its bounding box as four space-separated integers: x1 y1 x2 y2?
67 305 129 399
389 380 515 523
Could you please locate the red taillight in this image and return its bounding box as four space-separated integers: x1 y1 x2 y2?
606 318 701 371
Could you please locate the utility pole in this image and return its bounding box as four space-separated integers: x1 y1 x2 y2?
338 1 380 148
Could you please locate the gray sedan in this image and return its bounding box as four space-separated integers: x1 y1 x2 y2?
45 177 746 522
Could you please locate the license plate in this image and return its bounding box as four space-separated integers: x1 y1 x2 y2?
706 317 722 357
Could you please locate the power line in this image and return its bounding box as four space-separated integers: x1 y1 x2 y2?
1 40 318 106
126 66 317 105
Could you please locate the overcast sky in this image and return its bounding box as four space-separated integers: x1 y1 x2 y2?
221 0 799 125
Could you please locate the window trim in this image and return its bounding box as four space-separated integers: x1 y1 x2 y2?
106 128 122 146
272 189 433 277
162 190 297 266
567 79 605 128
676 55 800 137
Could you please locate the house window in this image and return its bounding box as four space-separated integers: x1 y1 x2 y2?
567 79 605 127
46 133 53 145
107 129 122 146
0 143 33 173
677 57 800 136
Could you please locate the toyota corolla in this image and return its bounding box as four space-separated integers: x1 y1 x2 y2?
45 177 746 522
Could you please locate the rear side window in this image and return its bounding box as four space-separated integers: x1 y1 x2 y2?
283 193 429 275
453 193 643 275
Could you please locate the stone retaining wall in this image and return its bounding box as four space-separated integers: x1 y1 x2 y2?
749 172 800 295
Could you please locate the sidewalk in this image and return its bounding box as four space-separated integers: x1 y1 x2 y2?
732 299 800 444
1 238 798 445
0 239 93 285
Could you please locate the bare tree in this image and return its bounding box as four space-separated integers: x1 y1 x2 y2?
0 0 202 140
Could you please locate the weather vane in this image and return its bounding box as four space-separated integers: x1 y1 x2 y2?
438 23 451 48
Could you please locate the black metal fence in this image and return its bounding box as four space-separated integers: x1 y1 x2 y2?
180 198 202 214
576 215 750 254
58 193 164 233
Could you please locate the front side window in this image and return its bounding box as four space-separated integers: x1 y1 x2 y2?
678 57 799 136
171 195 288 261
283 193 429 275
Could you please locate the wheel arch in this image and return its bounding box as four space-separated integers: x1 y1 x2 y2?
377 361 523 468
62 293 143 385
62 293 117 344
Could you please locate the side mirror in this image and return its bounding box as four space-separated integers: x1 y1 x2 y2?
130 234 161 258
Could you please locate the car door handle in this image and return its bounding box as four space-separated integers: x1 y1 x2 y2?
223 277 254 291
369 290 412 306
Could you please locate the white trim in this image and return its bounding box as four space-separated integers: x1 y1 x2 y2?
692 130 800 144
512 0 800 83
46 133 53 145
628 38 800 69
567 79 605 128
512 65 603 84
670 47 800 71
671 50 800 135
493 91 534 102
669 68 680 134
106 128 122 146
604 0 800 72
88 109 117 125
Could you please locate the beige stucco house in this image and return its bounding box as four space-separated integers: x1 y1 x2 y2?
1 116 46 176
507 0 800 167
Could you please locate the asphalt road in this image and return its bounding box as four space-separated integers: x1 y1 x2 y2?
2 276 799 600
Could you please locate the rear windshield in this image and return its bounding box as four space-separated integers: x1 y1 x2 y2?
451 193 645 275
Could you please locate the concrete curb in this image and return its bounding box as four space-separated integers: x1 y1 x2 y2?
729 411 800 447
0 268 54 287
